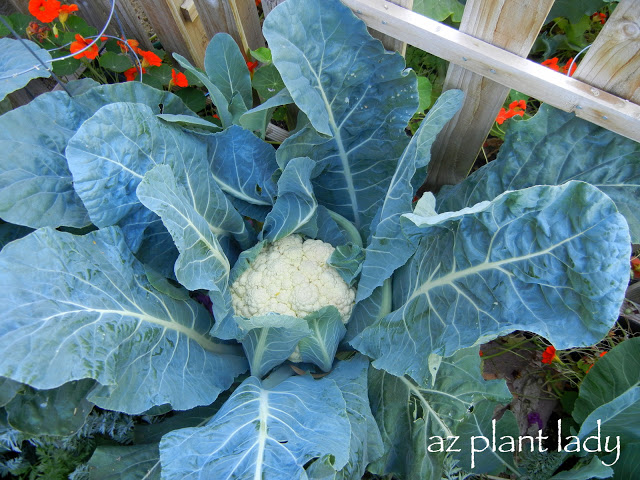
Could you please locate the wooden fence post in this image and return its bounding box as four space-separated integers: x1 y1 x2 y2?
424 0 555 191
368 0 414 55
573 0 640 104
193 0 265 55
135 0 210 68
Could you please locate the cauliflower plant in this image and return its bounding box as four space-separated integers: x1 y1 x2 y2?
230 235 356 324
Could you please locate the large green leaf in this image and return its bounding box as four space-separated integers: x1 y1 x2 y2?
357 90 464 302
66 102 207 252
83 444 161 480
368 347 511 479
264 0 418 236
0 227 247 414
353 182 630 384
436 104 640 242
0 83 191 229
204 33 253 117
4 379 95 436
306 355 384 480
0 38 51 102
159 374 351 479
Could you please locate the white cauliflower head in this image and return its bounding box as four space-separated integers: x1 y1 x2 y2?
230 235 356 323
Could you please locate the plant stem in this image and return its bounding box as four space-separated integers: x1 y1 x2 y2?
481 338 533 360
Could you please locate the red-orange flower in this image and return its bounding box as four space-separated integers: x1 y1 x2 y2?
592 12 607 25
541 57 560 72
632 258 640 278
58 3 78 24
541 345 558 364
496 99 526 125
69 34 99 60
118 38 140 54
247 60 259 74
139 50 162 68
255 0 261 6
561 57 577 76
124 66 146 81
169 69 189 88
28 0 62 23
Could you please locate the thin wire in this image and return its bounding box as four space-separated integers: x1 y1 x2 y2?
112 7 143 81
0 15 72 96
0 0 116 82
565 44 591 76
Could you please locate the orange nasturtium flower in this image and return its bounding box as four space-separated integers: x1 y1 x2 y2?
592 12 607 24
118 38 140 54
541 345 559 364
124 66 146 82
69 34 99 60
58 3 78 24
169 69 189 88
496 99 526 125
541 57 560 72
632 258 640 278
247 60 259 75
139 50 163 68
561 57 577 76
28 0 62 23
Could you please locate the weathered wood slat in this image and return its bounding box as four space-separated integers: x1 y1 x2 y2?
573 0 640 104
342 0 640 146
368 0 414 55
9 0 154 50
194 0 265 54
425 0 555 189
136 0 209 68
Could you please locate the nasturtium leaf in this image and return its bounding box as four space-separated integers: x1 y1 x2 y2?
265 0 419 236
413 0 465 22
416 75 433 112
0 227 247 414
436 104 640 242
297 307 346 372
307 355 384 480
368 346 510 479
5 379 95 436
159 374 351 479
235 314 311 378
207 125 278 211
98 51 133 72
354 182 630 385
83 444 161 480
357 90 464 302
204 33 253 115
252 63 285 101
0 38 51 102
0 82 191 230
262 157 318 242
67 102 208 253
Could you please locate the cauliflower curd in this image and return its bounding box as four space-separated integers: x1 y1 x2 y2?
230 235 356 323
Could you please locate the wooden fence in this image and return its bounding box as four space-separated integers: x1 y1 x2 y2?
6 0 640 190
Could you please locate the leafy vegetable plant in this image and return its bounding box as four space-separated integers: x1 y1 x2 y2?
0 0 638 478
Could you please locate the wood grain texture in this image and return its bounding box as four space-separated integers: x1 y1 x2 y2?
342 0 640 157
9 0 154 50
424 0 555 190
136 0 209 68
368 0 414 55
573 0 640 104
195 0 264 54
